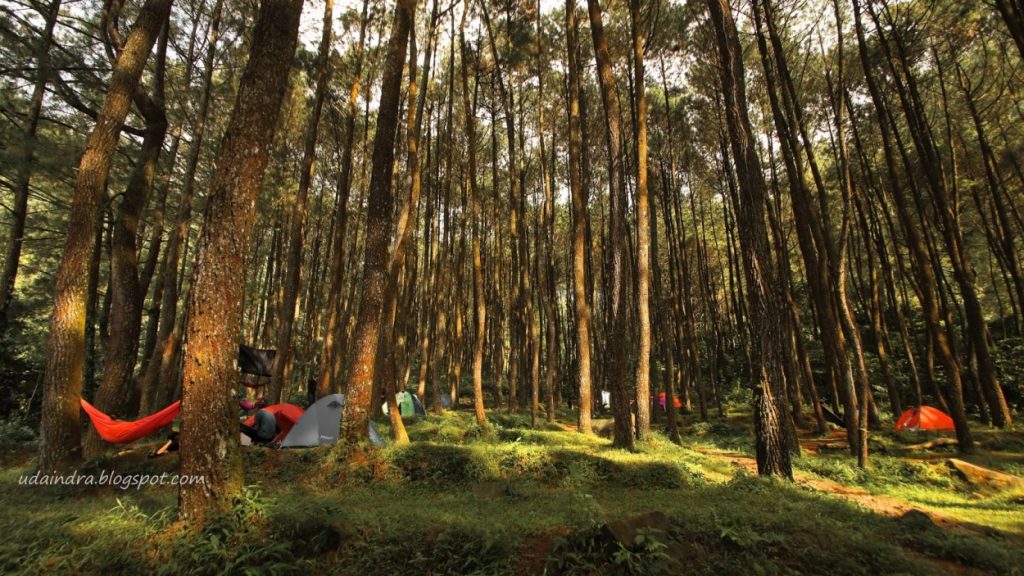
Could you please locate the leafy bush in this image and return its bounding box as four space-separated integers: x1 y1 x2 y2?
417 528 513 575
546 524 679 575
0 417 37 455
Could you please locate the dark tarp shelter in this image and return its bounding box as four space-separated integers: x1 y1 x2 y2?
238 345 276 378
822 406 846 428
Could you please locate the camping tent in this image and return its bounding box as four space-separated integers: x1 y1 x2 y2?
381 391 427 417
243 403 304 443
657 392 682 410
894 406 955 432
281 393 383 447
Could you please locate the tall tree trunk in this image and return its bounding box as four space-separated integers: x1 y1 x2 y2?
752 0 859 456
268 0 334 404
340 0 415 445
138 0 224 416
378 1 438 444
629 0 652 442
566 0 593 434
319 0 372 398
38 0 172 473
586 0 634 450
460 3 487 428
86 23 170 457
0 0 62 329
707 0 791 479
178 0 302 521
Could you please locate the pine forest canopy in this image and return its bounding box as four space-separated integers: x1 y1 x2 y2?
0 0 1023 520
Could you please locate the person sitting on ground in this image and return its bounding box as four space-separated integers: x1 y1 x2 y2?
240 408 278 445
149 431 179 458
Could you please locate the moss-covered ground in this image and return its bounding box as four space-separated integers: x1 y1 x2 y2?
1 408 1021 575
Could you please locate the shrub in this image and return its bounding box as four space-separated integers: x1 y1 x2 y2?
0 417 37 455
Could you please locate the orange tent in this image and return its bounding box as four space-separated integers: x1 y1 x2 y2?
244 403 304 442
894 406 955 432
658 391 683 410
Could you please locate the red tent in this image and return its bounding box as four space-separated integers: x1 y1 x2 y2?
244 403 304 442
894 406 955 432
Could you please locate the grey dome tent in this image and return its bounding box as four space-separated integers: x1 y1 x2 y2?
280 393 383 447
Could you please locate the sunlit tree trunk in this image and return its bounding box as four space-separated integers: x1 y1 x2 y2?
566 0 593 434
628 0 652 442
340 0 415 445
586 0 634 450
38 0 172 473
178 0 303 521
268 0 334 404
707 0 791 479
86 23 170 457
318 0 371 399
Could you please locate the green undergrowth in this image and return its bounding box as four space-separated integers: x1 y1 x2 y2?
789 425 1024 535
796 450 1024 535
0 409 1021 575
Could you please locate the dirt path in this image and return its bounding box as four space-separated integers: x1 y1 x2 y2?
688 445 1005 541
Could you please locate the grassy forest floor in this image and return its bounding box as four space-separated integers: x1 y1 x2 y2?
1 406 1022 575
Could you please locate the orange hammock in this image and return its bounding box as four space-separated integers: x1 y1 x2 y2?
80 399 181 444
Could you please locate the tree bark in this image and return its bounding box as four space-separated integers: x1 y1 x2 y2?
586 0 634 450
86 22 170 457
707 0 792 479
566 0 593 435
629 0 652 442
0 0 63 330
340 0 415 445
268 0 334 404
38 0 172 473
319 0 372 398
178 0 302 521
